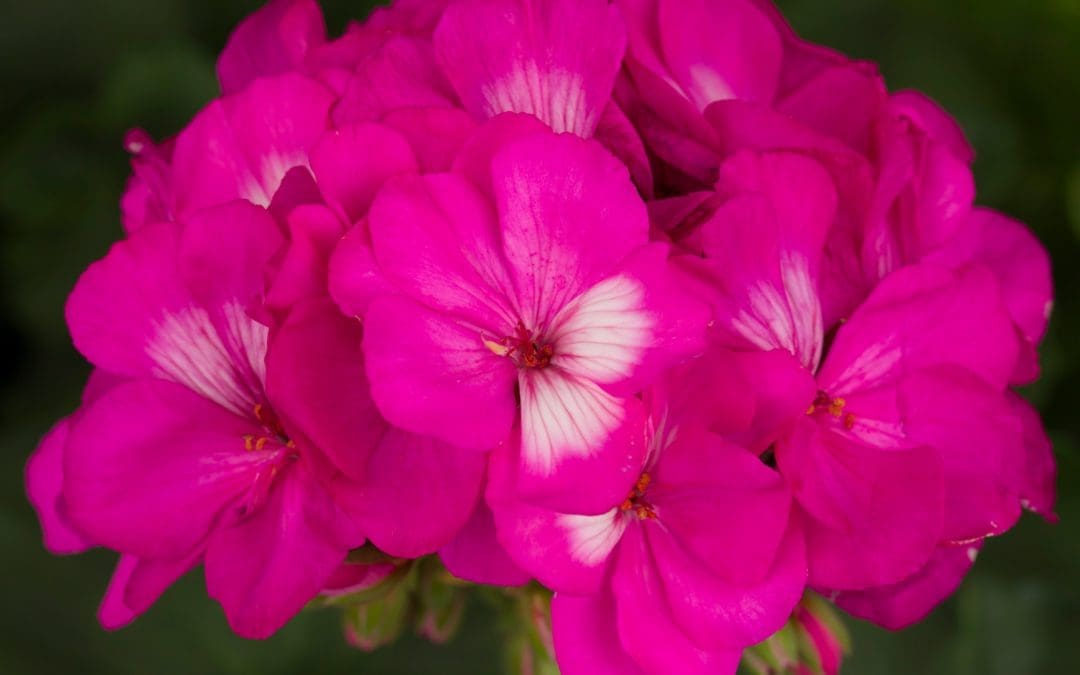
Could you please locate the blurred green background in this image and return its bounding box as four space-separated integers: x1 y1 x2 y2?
1 0 1077 673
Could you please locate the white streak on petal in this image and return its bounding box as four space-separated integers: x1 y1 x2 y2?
519 369 624 476
549 275 653 384
242 153 309 207
147 301 268 416
728 253 822 370
480 66 589 135
559 509 627 566
828 339 902 395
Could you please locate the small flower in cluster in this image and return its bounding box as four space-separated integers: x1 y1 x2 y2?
25 0 1055 672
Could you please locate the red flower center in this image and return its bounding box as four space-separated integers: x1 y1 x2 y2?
620 472 658 520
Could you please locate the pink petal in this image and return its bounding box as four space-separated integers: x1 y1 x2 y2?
487 440 621 594
966 208 1053 347
63 378 265 560
98 551 200 630
779 421 945 589
327 220 392 318
266 299 386 482
66 222 188 379
693 150 837 368
216 0 327 94
366 172 517 329
611 526 743 674
205 463 355 639
265 204 346 315
775 62 886 153
381 106 478 173
725 349 820 453
179 200 284 311
171 73 333 215
333 427 486 558
558 243 707 398
26 418 94 554
450 112 551 191
1005 394 1057 519
439 497 531 586
888 91 974 164
434 0 626 136
551 590 646 675
363 295 517 450
332 36 456 125
647 521 806 650
594 101 654 198
491 132 648 329
818 264 1019 394
650 430 794 587
310 122 419 224
516 369 647 514
900 369 1022 542
832 542 980 630
656 0 782 107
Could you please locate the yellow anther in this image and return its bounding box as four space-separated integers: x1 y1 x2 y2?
243 434 255 451
828 397 846 417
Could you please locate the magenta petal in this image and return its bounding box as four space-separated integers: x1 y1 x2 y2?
966 208 1053 347
266 299 386 482
488 443 619 594
1005 394 1057 519
366 172 516 328
579 243 707 397
888 91 974 164
171 73 333 214
179 200 285 309
439 498 531 586
327 221 393 318
516 372 647 515
26 418 94 554
265 204 345 314
66 222 186 378
776 62 886 152
434 0 626 136
594 101 654 198
900 369 1022 542
726 349 819 453
552 591 646 675
332 37 456 125
310 123 419 224
780 422 945 590
334 427 485 558
648 522 806 650
205 464 353 639
819 264 1019 394
491 132 649 327
832 542 980 630
363 295 516 450
63 379 262 559
657 0 782 107
696 151 837 368
98 551 200 630
651 430 793 587
612 526 743 675
381 107 478 173
216 0 327 94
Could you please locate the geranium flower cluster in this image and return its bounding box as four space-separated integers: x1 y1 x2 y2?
27 0 1056 673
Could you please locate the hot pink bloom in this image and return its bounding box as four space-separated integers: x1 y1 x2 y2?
58 201 483 637
331 124 705 514
488 366 805 675
678 149 1026 591
332 0 651 188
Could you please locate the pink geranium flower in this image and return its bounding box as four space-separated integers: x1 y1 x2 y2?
487 363 805 674
56 201 483 637
331 124 706 513
679 149 1026 591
